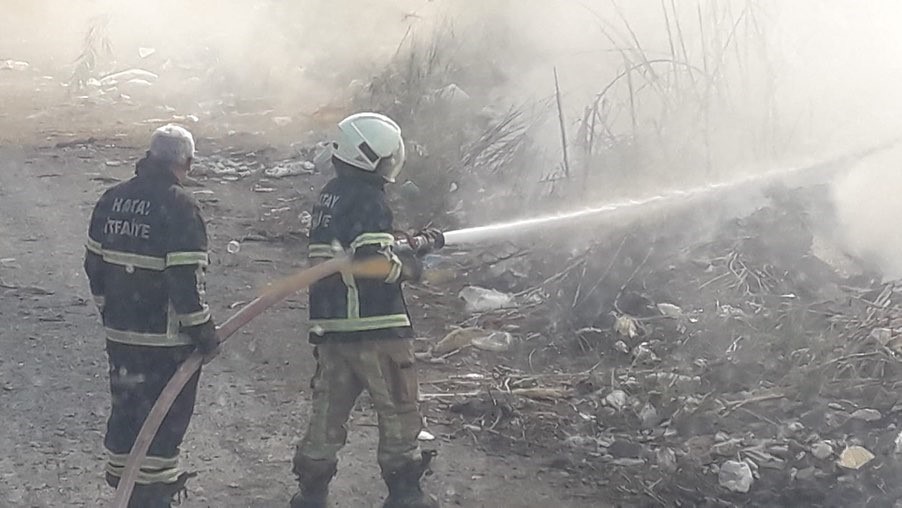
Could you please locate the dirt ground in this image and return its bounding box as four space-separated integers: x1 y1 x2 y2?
0 72 604 507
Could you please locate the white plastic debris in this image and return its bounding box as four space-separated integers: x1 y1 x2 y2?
870 328 893 346
604 390 628 411
417 430 436 441
614 314 639 338
656 303 682 318
719 460 754 493
836 446 875 470
471 331 515 352
850 408 882 422
0 60 30 71
810 441 834 460
99 68 158 86
435 83 471 104
458 286 516 313
264 161 315 178
227 241 241 254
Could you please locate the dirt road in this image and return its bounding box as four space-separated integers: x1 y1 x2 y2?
0 143 600 507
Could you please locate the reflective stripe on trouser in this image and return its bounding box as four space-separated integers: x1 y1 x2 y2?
295 339 422 474
104 340 200 486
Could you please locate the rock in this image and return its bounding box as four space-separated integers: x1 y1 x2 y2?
417 430 436 441
458 286 516 313
810 441 834 460
604 390 628 411
795 466 817 481
850 408 882 422
719 460 754 493
613 340 630 354
895 431 902 454
836 446 875 470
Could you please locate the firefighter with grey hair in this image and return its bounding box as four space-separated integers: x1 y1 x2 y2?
290 112 443 508
84 124 218 507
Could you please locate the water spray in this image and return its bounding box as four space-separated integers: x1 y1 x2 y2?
441 145 894 246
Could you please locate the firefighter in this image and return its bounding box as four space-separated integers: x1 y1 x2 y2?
84 124 219 508
291 113 442 508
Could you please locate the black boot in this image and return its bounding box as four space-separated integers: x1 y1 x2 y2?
290 457 337 508
106 471 195 508
382 451 440 508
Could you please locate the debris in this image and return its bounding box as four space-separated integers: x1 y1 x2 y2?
435 83 471 104
312 142 333 172
264 161 315 178
614 314 639 338
613 340 630 354
511 387 571 400
632 342 660 364
138 47 156 59
564 435 600 450
719 460 754 493
604 390 628 411
869 327 893 346
0 60 30 71
895 431 902 454
609 458 645 467
850 408 882 422
417 430 436 441
227 241 241 254
471 331 515 352
272 116 293 127
99 68 158 87
458 286 516 313
836 446 875 470
638 403 660 429
810 441 834 460
656 447 678 472
433 327 481 355
656 303 682 318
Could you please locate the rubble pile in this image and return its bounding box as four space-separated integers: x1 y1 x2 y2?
415 185 902 506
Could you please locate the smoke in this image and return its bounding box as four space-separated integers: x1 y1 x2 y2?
832 146 902 279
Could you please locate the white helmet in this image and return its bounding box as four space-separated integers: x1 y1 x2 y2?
332 112 406 183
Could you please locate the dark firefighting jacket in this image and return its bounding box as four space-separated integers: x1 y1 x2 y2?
307 160 414 343
84 155 211 346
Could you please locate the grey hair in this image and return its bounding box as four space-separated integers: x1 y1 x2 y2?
149 124 195 165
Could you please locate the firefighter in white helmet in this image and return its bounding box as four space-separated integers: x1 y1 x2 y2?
290 112 441 508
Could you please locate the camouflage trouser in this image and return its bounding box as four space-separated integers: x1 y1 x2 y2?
295 338 423 475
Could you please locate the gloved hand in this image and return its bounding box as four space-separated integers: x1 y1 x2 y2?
183 320 220 362
396 249 424 283
416 227 445 252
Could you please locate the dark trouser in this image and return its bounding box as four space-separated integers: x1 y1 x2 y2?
104 341 200 488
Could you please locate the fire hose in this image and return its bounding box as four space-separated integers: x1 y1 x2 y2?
111 232 443 507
